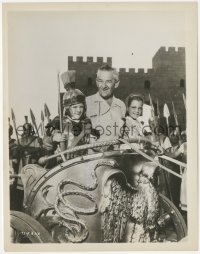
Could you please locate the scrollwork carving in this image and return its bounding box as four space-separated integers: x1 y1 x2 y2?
38 159 118 243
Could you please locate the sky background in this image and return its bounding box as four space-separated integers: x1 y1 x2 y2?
7 9 186 130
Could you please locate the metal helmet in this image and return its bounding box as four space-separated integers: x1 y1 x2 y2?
63 89 86 109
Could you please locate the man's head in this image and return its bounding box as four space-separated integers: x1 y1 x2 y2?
96 64 119 99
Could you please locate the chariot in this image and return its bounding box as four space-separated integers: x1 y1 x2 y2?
10 137 187 243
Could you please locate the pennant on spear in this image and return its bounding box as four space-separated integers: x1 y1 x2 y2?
30 108 40 138
44 103 51 123
163 103 170 137
11 108 20 144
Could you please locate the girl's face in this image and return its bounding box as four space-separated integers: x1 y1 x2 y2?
69 103 84 120
128 100 143 119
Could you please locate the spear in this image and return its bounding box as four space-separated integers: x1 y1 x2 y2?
149 93 155 118
163 103 170 137
41 110 45 136
44 103 51 123
182 93 186 109
172 102 182 143
57 72 63 133
148 94 157 134
157 98 160 118
11 108 20 144
30 108 40 138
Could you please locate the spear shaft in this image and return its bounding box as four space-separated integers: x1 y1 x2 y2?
172 102 182 143
149 94 157 135
183 93 186 109
57 72 63 133
41 111 45 136
157 98 160 118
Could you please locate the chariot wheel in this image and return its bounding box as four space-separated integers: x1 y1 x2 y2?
10 211 54 243
158 193 187 242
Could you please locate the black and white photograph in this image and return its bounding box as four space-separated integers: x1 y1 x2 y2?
3 2 198 251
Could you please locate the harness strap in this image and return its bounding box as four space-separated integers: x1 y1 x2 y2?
68 128 85 149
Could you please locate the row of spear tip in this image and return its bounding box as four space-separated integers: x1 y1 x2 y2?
10 102 52 145
149 93 186 144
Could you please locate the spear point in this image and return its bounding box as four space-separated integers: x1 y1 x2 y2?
44 103 51 118
41 111 44 122
11 108 15 121
30 108 35 125
163 103 170 119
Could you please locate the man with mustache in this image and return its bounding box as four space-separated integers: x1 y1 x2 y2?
86 64 126 142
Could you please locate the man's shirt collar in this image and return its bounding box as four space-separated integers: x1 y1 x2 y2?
96 92 119 107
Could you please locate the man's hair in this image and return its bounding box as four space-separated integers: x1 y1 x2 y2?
97 64 119 82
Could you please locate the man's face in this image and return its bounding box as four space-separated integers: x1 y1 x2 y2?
96 70 116 99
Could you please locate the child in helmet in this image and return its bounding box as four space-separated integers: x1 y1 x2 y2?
61 70 82 117
60 89 99 158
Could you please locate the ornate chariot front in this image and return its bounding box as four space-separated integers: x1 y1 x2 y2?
20 150 162 243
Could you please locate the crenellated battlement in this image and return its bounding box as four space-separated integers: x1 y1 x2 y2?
119 68 126 73
129 68 135 73
68 56 112 65
155 46 185 54
97 57 103 63
138 68 144 73
152 46 185 72
118 68 154 74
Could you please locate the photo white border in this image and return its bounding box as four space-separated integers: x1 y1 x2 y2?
2 2 198 252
